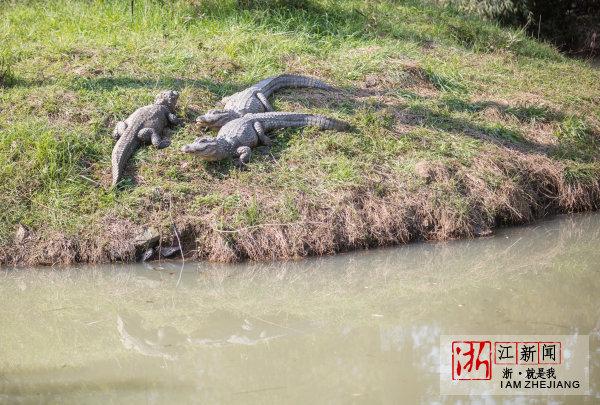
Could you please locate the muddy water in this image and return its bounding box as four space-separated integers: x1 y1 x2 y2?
1 214 599 404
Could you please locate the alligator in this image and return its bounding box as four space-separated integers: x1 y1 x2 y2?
196 74 334 129
111 90 182 186
182 112 350 165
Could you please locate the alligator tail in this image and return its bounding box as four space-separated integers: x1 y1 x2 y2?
303 114 350 131
264 113 350 132
111 131 137 187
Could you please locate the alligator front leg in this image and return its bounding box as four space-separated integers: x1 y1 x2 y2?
234 146 252 167
256 92 274 112
113 121 127 140
167 113 182 127
253 121 272 146
137 128 171 149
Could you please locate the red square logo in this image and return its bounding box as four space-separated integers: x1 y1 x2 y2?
452 341 492 380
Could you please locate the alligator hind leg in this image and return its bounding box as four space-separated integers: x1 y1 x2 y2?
137 128 170 149
253 121 272 146
113 121 127 140
256 92 274 112
234 146 252 167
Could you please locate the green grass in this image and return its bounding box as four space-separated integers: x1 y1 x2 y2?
1 0 599 264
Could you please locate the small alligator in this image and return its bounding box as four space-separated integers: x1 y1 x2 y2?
111 90 182 186
196 74 333 129
182 112 350 165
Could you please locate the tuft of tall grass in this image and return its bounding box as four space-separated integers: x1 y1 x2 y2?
0 47 15 87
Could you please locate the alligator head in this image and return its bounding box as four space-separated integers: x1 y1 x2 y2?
154 90 179 112
181 136 227 161
195 109 241 128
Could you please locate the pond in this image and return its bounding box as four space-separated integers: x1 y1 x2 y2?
1 213 599 403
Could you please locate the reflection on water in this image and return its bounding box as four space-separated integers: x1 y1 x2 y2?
1 213 599 404
116 309 305 359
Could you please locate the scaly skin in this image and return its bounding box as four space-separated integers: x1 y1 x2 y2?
111 90 181 186
182 112 350 165
196 74 334 129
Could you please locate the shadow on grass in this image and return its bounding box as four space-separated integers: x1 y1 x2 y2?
207 0 558 60
276 84 566 156
1 76 43 88
69 76 232 96
440 97 565 124
397 103 551 152
202 159 240 179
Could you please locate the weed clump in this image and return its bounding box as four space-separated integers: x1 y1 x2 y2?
0 48 14 87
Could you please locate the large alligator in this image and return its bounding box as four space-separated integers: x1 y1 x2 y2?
182 112 350 165
196 74 333 129
111 90 181 186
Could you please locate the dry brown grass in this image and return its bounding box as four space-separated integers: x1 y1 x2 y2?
4 137 599 267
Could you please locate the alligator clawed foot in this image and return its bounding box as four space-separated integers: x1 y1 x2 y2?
233 160 248 170
157 139 171 149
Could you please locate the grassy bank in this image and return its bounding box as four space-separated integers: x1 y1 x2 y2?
1 0 599 266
